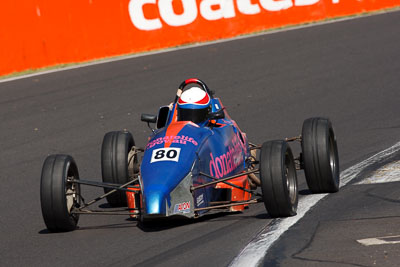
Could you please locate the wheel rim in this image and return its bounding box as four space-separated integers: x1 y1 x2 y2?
65 168 80 219
328 131 338 180
285 152 297 205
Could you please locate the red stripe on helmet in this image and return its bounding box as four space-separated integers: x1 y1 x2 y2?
178 98 187 104
196 93 210 105
178 91 210 105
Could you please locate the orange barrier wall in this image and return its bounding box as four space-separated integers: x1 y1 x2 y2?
0 0 399 76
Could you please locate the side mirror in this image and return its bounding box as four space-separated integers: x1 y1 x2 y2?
141 114 157 123
207 109 225 120
141 114 157 134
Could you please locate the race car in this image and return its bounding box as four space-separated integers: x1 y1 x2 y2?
40 78 340 232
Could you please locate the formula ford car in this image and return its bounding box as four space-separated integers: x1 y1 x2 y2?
40 78 340 232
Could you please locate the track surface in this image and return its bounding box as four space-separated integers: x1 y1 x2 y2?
1 11 400 267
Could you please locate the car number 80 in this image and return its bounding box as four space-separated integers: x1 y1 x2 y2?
150 147 181 163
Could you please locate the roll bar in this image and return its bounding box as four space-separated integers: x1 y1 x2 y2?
174 78 215 103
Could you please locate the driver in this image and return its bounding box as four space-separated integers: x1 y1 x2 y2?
177 87 211 124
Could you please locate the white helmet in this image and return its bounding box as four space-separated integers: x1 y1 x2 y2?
177 87 211 123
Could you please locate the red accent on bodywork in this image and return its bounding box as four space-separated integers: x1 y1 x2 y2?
215 174 251 211
126 187 141 218
163 121 189 148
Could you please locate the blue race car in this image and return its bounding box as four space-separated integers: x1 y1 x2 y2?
40 78 340 232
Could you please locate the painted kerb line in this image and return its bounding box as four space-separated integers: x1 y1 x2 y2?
229 141 400 267
358 235 400 246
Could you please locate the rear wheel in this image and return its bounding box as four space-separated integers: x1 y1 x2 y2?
101 131 134 206
40 154 80 232
259 140 298 217
302 117 340 193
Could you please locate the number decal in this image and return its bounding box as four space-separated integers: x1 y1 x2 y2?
150 148 181 163
154 150 165 160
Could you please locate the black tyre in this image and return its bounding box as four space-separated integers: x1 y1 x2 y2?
259 140 298 217
101 131 134 206
40 154 81 232
301 117 340 193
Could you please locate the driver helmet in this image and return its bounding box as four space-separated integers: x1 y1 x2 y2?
177 87 211 123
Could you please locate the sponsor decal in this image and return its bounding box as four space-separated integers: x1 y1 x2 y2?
150 147 181 163
146 135 198 149
196 194 204 206
128 0 341 31
209 135 244 178
174 201 191 213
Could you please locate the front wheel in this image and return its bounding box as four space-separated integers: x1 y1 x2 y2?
259 140 298 217
302 117 340 193
101 131 135 206
40 154 81 232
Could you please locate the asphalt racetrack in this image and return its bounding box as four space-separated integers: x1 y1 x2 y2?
1 10 400 267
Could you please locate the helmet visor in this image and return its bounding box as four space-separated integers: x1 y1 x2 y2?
178 106 209 123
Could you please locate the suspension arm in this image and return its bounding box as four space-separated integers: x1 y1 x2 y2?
77 178 139 210
194 198 262 212
69 179 140 192
197 171 262 197
191 169 259 191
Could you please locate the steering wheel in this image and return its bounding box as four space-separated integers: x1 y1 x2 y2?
174 78 214 103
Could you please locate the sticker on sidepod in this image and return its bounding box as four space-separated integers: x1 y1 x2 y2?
150 147 181 163
196 194 204 206
209 135 244 178
146 135 198 149
173 201 191 214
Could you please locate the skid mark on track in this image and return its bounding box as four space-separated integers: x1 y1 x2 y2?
229 141 400 267
357 160 400 184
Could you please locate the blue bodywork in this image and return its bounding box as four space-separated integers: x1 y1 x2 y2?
139 98 250 218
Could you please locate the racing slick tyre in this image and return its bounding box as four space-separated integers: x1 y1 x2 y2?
40 154 81 232
101 131 135 207
301 117 340 193
259 140 298 217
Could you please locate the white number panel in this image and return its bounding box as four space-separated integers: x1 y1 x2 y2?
150 147 181 163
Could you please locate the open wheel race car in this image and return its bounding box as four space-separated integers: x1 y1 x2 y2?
40 78 340 232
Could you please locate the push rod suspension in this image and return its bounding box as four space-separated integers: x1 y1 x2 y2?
285 135 302 142
194 198 262 212
72 210 135 216
198 171 262 197
70 179 140 192
191 169 259 191
77 178 139 210
249 142 261 150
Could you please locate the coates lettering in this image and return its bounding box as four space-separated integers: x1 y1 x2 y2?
209 136 244 178
146 135 198 149
129 0 337 31
173 201 191 213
